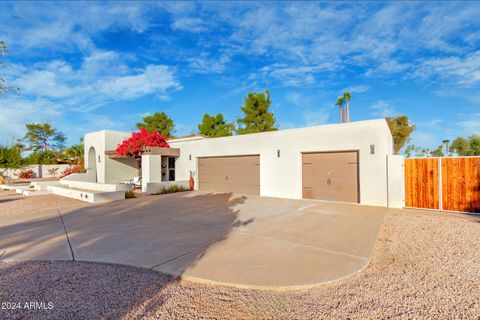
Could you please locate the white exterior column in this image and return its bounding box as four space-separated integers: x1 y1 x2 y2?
141 155 163 192
386 155 405 208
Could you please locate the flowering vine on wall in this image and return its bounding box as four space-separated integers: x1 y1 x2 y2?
115 128 170 157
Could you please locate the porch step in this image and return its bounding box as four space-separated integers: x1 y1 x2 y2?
15 186 31 193
22 190 53 196
48 185 125 203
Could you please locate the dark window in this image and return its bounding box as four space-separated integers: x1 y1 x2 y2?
168 157 175 181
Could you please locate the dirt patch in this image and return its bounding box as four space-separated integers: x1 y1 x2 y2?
0 189 88 216
0 209 479 319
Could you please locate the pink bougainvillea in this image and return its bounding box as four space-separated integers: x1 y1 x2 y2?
115 128 170 157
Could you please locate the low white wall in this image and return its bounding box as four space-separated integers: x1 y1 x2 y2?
1 164 70 179
145 180 190 194
32 181 62 191
387 155 405 208
59 179 128 192
49 185 125 203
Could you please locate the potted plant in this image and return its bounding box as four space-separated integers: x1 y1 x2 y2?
189 171 195 191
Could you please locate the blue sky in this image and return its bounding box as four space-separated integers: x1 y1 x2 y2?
1 1 479 152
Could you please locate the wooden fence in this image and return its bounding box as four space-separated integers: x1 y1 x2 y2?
405 157 480 213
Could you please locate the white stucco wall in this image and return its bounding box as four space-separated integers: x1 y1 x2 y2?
84 130 137 184
387 155 405 208
84 131 106 183
169 119 394 207
141 155 163 192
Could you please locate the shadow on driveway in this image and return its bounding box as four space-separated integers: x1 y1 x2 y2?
0 192 246 318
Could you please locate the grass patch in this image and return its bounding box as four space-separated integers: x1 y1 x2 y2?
153 184 189 195
125 190 136 199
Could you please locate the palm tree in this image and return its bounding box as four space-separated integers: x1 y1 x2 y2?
336 96 345 123
343 91 351 123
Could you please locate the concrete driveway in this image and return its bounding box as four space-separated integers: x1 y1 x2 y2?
0 192 386 288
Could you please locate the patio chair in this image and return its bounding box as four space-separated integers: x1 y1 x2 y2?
125 176 142 189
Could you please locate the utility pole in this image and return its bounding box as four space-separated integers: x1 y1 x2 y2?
442 139 450 157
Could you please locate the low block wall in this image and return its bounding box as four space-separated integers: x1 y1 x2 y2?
1 164 70 179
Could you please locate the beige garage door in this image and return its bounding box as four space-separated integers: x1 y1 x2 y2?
198 155 260 195
302 151 359 203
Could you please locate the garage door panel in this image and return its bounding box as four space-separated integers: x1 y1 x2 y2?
304 187 356 203
198 164 259 175
198 155 260 195
303 152 357 165
199 183 260 195
303 158 357 177
199 173 260 185
200 156 259 167
303 176 358 189
302 151 359 203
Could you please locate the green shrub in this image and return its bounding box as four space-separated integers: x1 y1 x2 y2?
153 184 188 195
125 190 136 199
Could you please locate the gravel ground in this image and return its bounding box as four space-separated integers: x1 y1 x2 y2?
0 190 88 215
0 195 479 319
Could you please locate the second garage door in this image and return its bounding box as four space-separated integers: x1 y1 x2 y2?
302 151 359 203
198 155 260 195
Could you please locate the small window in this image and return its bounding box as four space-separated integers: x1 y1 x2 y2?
168 157 175 181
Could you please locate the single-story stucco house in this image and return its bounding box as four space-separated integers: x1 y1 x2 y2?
47 119 403 207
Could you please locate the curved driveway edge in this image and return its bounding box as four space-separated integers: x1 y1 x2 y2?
0 192 386 289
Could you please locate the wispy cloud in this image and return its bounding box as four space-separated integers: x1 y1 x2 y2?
171 17 210 33
371 100 397 117
343 85 370 93
0 96 63 142
412 51 480 86
250 63 335 87
6 50 181 111
458 113 480 133
187 53 230 74
302 109 331 127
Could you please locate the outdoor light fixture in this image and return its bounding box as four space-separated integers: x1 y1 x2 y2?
277 150 280 158
370 144 375 154
98 155 101 162
189 154 192 160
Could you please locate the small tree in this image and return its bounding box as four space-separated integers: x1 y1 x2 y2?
430 145 444 157
23 123 66 152
198 113 235 137
450 135 480 156
24 150 59 165
62 139 84 165
0 144 23 177
449 137 470 156
48 167 59 178
237 90 277 134
386 116 416 154
470 134 480 155
116 128 170 157
136 112 175 137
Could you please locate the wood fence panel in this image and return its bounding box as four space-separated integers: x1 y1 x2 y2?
442 157 480 212
405 158 439 210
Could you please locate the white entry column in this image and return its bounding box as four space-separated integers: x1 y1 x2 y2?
141 155 163 192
